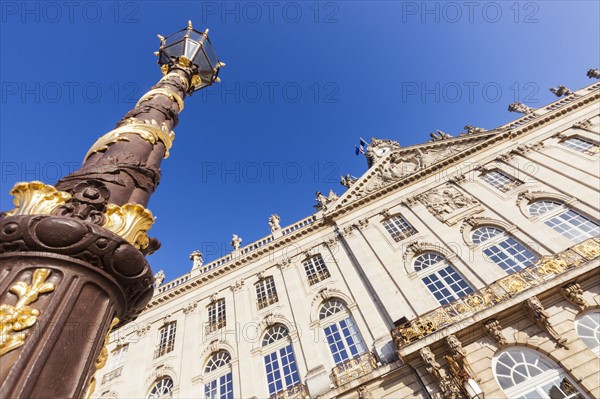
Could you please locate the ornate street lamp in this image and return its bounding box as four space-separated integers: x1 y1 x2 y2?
0 22 222 399
157 21 223 92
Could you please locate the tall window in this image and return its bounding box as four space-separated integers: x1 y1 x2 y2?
103 344 128 383
207 299 226 333
382 215 417 242
482 170 523 192
256 277 279 310
575 310 600 357
303 255 331 285
493 347 586 398
262 325 300 396
155 322 176 359
562 137 598 155
529 200 600 243
204 351 233 399
414 252 473 306
472 226 538 274
319 299 366 365
148 377 174 399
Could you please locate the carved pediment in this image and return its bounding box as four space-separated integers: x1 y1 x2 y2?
329 133 496 211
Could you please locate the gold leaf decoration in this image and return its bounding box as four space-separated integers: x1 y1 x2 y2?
7 181 71 216
103 203 155 250
0 269 55 356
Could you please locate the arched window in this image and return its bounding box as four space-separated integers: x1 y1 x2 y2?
493 348 586 398
529 200 599 243
575 310 600 357
148 378 174 399
262 325 300 396
472 226 538 274
204 351 233 399
414 252 473 305
319 299 366 365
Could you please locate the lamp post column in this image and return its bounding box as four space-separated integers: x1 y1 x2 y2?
0 22 222 399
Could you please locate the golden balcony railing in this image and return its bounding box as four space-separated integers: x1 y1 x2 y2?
257 295 279 310
330 351 378 387
391 237 600 348
391 227 417 242
307 270 331 286
102 366 123 384
270 383 308 399
153 343 174 359
204 320 226 335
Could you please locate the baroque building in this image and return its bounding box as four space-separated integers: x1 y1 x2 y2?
95 77 600 399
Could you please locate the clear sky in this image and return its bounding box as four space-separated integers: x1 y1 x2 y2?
1 1 599 281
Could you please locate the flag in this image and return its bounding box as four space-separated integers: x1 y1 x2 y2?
355 137 367 156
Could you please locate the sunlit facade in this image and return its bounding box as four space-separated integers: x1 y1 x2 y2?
94 80 600 399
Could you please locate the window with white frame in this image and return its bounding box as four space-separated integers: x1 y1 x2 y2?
207 299 226 333
148 377 174 399
204 351 233 399
256 277 279 310
481 170 523 192
382 214 417 242
303 255 331 285
493 347 586 398
319 299 366 365
561 137 599 155
529 200 600 243
103 344 128 383
155 322 176 359
472 226 538 274
262 325 300 397
414 252 473 306
575 310 600 357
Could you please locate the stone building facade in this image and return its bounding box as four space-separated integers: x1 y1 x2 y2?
94 78 600 399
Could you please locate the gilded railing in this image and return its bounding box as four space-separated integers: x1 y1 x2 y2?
391 237 600 347
270 383 308 399
257 294 279 310
330 351 378 387
204 320 227 335
153 343 174 359
307 270 331 286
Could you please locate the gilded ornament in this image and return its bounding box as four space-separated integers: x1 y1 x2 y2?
83 317 119 399
136 87 184 112
7 181 71 216
84 119 175 160
573 240 600 259
536 256 568 275
391 237 600 348
499 274 529 294
161 64 169 76
191 74 201 88
103 203 155 250
0 269 55 356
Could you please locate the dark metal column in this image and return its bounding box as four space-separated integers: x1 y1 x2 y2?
0 23 222 399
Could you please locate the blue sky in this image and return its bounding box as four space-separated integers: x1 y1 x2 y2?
1 1 599 281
